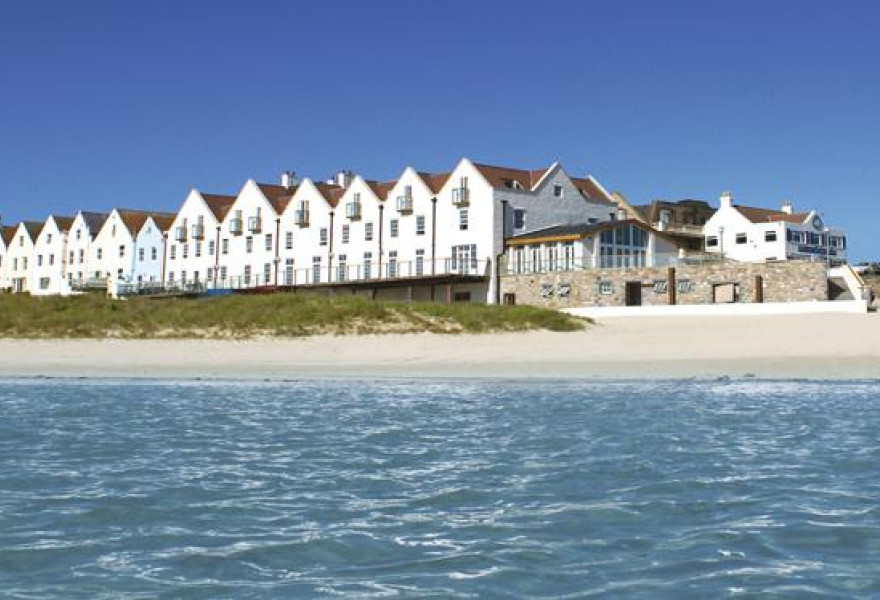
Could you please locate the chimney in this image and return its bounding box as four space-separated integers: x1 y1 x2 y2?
720 191 734 209
335 170 354 189
281 170 299 190
781 200 793 215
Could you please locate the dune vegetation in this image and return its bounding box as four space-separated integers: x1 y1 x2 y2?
0 292 588 338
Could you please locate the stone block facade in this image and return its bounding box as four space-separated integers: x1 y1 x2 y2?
500 260 828 309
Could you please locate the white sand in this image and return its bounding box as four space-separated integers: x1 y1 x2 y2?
1 313 879 380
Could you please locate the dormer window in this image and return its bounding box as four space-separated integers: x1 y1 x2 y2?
553 185 563 198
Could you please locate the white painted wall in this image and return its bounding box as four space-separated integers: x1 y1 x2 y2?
5 223 38 293
66 212 104 285
92 210 137 284
165 190 222 287
31 217 71 296
131 217 167 285
281 179 337 286
218 180 280 288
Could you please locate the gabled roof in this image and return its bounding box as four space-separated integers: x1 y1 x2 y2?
1 225 16 247
570 176 615 205
151 214 176 233
634 199 715 223
365 180 394 201
51 215 75 232
22 221 44 241
506 218 664 246
734 205 809 224
257 183 296 215
315 183 345 208
473 162 548 190
116 209 176 236
418 172 451 194
201 194 237 222
80 211 109 234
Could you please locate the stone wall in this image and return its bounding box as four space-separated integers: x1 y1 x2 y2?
500 260 828 309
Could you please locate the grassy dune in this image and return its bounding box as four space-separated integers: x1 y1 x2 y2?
0 293 588 338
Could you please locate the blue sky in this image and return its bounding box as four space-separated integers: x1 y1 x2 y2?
1 1 878 260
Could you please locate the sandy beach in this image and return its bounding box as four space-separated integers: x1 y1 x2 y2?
0 312 878 380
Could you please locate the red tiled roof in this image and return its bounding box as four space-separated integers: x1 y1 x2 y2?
418 172 451 194
1 225 16 246
116 209 176 236
202 194 237 222
152 214 176 232
51 216 76 232
473 163 548 190
570 176 615 205
365 180 394 201
257 183 297 215
315 183 345 208
735 206 809 224
22 221 44 241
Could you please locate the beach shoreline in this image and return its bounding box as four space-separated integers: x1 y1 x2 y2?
2 313 879 381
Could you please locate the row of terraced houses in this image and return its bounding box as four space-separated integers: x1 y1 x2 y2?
0 157 848 304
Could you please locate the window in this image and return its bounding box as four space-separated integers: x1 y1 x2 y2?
365 222 374 242
47 233 53 244
182 244 188 259
598 224 649 268
765 231 777 242
415 249 425 276
139 248 145 261
390 219 399 238
388 250 398 278
706 236 718 248
119 245 125 258
312 256 322 283
284 259 294 285
222 238 229 255
79 249 84 263
39 277 50 290
285 231 293 250
170 245 177 260
319 228 328 246
151 247 157 260
195 241 202 257
553 185 564 198
451 244 478 273
220 266 227 280
37 255 43 267
513 209 526 230
363 252 373 280
735 233 747 244
264 262 271 284
337 254 347 282
459 209 469 231
66 251 73 264
180 270 187 284
76 229 81 240
659 209 671 224
246 236 253 253
600 281 613 295
243 265 251 286
168 271 175 283
48 254 54 266
342 224 350 244
208 240 215 256
416 215 426 236
265 233 273 252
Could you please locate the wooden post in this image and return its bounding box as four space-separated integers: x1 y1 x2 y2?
755 275 764 303
668 267 676 305
445 283 453 304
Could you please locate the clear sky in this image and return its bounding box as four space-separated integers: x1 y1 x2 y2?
1 1 878 260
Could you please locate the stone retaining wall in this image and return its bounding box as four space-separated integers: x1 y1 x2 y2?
500 260 828 309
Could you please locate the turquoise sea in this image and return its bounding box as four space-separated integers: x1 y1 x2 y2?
1 378 880 597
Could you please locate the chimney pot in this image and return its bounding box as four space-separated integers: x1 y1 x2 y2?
720 191 734 208
781 200 793 215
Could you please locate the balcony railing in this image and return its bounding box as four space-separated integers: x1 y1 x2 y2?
174 226 187 242
501 253 726 276
191 224 205 240
345 202 361 220
229 218 243 234
295 210 309 227
452 187 469 206
655 221 704 235
396 196 413 213
248 217 262 233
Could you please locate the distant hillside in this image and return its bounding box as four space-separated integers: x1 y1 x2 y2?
0 293 587 338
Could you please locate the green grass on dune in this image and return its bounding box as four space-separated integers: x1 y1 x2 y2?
0 292 588 338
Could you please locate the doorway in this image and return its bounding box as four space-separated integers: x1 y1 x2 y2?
625 281 642 306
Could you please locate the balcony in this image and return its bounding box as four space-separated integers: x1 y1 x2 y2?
229 218 243 235
174 226 187 242
452 187 469 206
345 202 361 220
295 210 310 227
396 196 413 213
248 216 262 233
191 224 205 240
655 221 704 236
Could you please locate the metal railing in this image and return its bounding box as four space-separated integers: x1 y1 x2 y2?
502 253 726 275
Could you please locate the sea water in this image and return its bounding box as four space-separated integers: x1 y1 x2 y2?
1 378 880 598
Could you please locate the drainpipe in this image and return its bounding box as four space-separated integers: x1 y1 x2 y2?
430 197 437 275
214 225 221 285
274 218 281 285
328 211 335 283
495 200 509 305
161 231 168 285
378 204 385 277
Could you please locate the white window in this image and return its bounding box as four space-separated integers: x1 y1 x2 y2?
451 244 477 273
337 254 347 282
265 234 273 252
765 231 777 242
220 266 228 280
284 259 294 285
138 248 145 261
79 249 84 263
119 245 125 258
195 241 202 257
600 281 613 295
151 247 157 260
246 236 253 253
222 238 229 255
363 252 372 280
170 245 176 259
416 215 426 235
342 224 350 244
319 228 328 246
208 240 215 256
37 255 43 266
47 233 53 244
735 233 747 244
285 231 293 250
459 209 469 231
388 250 398 278
415 249 425 276
390 219 399 238
243 265 251 285
264 262 271 283
365 222 373 242
312 256 322 283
